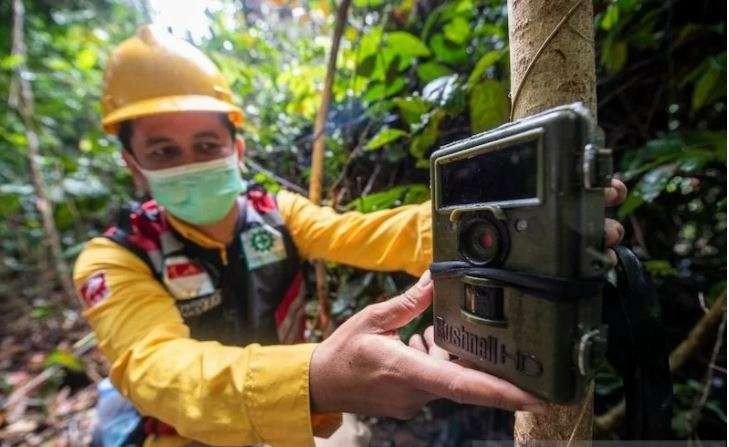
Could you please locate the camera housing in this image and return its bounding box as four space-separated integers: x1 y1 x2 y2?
430 103 612 403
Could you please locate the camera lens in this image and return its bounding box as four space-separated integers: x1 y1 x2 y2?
460 219 502 265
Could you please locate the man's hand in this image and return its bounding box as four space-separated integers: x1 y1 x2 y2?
605 179 627 263
309 180 627 420
309 271 546 419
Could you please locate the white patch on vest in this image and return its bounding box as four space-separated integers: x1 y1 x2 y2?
176 291 222 317
163 255 215 299
240 224 287 270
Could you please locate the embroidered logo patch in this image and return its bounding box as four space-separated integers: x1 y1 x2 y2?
240 224 287 269
79 272 110 307
163 256 215 299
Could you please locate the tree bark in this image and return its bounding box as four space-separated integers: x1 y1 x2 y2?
507 0 597 443
309 0 352 335
11 0 77 304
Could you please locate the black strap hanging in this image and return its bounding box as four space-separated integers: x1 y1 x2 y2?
603 246 674 440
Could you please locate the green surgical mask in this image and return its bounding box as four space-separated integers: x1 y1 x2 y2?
140 154 246 225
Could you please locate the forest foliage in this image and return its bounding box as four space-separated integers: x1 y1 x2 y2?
0 0 725 441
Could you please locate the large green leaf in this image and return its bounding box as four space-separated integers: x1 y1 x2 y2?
385 32 431 58
365 127 409 151
416 61 454 83
469 79 509 132
409 109 445 159
443 17 471 44
393 97 430 125
363 78 406 101
467 51 503 88
429 33 469 66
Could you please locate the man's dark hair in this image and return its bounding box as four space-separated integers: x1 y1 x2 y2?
117 113 237 152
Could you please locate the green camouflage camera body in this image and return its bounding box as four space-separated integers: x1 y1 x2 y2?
430 103 613 403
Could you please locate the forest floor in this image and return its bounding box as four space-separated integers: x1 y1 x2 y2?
0 292 513 446
0 292 101 445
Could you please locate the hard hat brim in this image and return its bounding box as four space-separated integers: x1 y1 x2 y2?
102 94 244 134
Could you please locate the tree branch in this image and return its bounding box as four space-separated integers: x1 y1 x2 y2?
11 0 77 304
595 292 727 433
309 0 352 335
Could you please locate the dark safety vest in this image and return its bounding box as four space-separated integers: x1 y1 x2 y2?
102 186 305 346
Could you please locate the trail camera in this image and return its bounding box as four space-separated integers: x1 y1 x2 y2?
430 103 613 403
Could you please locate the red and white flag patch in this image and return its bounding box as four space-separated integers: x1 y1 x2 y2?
79 271 110 307
163 256 214 300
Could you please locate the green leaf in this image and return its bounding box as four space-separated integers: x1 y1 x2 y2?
409 109 445 158
705 401 727 423
600 4 620 30
393 97 430 125
356 26 384 65
618 190 645 218
429 33 469 66
443 17 471 44
356 54 377 78
644 260 678 277
469 80 509 132
363 78 406 101
349 184 429 212
692 65 723 111
601 39 628 74
385 32 430 58
354 0 384 7
0 194 21 218
31 305 55 319
44 349 84 372
75 47 98 70
399 305 433 343
416 61 454 83
467 51 502 88
365 127 409 151
0 54 25 70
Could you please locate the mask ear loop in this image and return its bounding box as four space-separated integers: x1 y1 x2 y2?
124 153 152 198
236 155 249 192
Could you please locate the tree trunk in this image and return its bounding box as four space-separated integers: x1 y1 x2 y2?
11 0 77 304
309 0 352 336
507 0 597 443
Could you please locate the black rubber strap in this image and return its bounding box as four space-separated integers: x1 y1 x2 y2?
429 261 603 300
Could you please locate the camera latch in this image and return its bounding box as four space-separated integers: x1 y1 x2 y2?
583 144 613 190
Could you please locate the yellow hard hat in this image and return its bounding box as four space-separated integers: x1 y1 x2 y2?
101 25 243 134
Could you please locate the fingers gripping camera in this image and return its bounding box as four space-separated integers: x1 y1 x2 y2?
430 103 613 404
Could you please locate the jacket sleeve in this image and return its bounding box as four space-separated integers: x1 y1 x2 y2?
74 237 325 446
276 190 432 277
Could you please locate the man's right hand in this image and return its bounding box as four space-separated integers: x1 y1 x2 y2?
309 271 546 419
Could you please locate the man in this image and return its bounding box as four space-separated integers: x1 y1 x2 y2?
75 26 627 446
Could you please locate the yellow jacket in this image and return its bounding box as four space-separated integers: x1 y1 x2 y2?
74 190 431 446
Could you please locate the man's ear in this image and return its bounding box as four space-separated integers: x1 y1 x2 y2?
235 137 245 159
121 150 149 193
